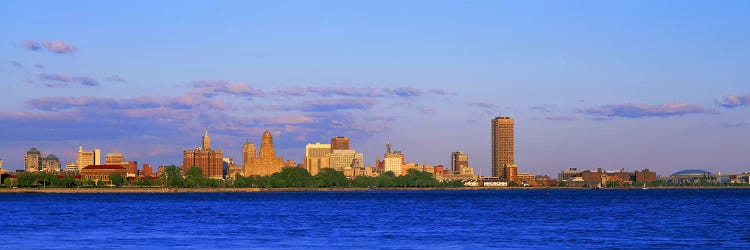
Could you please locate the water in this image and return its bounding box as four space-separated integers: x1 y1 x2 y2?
1 189 749 249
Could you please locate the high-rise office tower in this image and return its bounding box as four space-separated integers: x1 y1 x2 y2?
305 142 331 175
202 129 211 149
77 146 101 168
105 152 126 165
451 151 469 174
491 116 515 180
330 136 350 152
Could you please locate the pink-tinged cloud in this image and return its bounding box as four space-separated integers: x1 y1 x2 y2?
546 116 578 121
467 102 498 109
191 80 264 97
581 103 715 118
716 93 750 108
24 40 78 54
264 115 316 124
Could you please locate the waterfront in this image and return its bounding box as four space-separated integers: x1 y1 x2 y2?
2 190 749 248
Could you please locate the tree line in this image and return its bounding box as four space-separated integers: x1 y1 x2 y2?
1 166 464 188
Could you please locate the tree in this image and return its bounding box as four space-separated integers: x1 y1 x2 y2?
17 173 36 187
109 173 125 187
58 176 77 188
185 167 205 187
164 165 184 188
270 167 312 188
313 168 349 187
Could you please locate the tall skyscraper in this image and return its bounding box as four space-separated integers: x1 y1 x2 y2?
330 136 350 152
77 146 101 168
305 142 331 175
245 130 285 176
492 116 515 181
451 151 469 174
182 130 224 179
24 147 42 172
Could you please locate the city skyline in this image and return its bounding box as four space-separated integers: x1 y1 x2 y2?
1 1 750 176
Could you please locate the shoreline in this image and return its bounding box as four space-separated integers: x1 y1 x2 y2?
0 186 748 193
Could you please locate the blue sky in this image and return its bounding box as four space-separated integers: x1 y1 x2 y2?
1 0 749 176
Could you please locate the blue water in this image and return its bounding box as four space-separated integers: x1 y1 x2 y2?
1 189 749 249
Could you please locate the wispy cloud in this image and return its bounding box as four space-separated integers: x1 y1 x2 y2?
719 122 749 128
716 93 750 109
24 40 78 54
39 74 99 87
530 104 556 113
190 80 264 98
105 75 127 83
384 87 423 97
72 76 98 86
467 102 498 109
581 103 715 118
9 61 21 68
546 116 578 121
301 98 379 112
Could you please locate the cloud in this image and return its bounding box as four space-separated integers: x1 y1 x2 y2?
384 87 423 97
273 87 307 97
9 61 21 68
307 86 383 97
40 73 71 82
27 96 161 111
716 93 750 109
719 122 749 128
429 88 450 96
467 102 498 109
105 75 127 83
39 74 99 87
72 76 99 86
546 116 578 121
581 103 715 118
301 98 378 112
530 104 556 113
24 40 78 54
191 80 264 98
34 64 44 69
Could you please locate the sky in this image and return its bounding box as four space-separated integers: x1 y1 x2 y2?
1 0 749 176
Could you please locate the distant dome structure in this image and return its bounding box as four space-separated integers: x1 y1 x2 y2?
44 154 59 160
671 169 712 176
27 147 41 155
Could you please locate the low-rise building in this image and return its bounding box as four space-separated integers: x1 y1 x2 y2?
80 165 127 184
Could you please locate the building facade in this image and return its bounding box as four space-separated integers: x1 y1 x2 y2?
77 146 101 169
451 151 469 174
41 154 61 173
305 142 331 176
105 153 125 165
24 147 42 172
182 130 224 179
80 165 128 184
329 150 363 171
491 116 515 180
244 130 285 176
330 136 350 152
242 140 257 172
142 164 153 177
